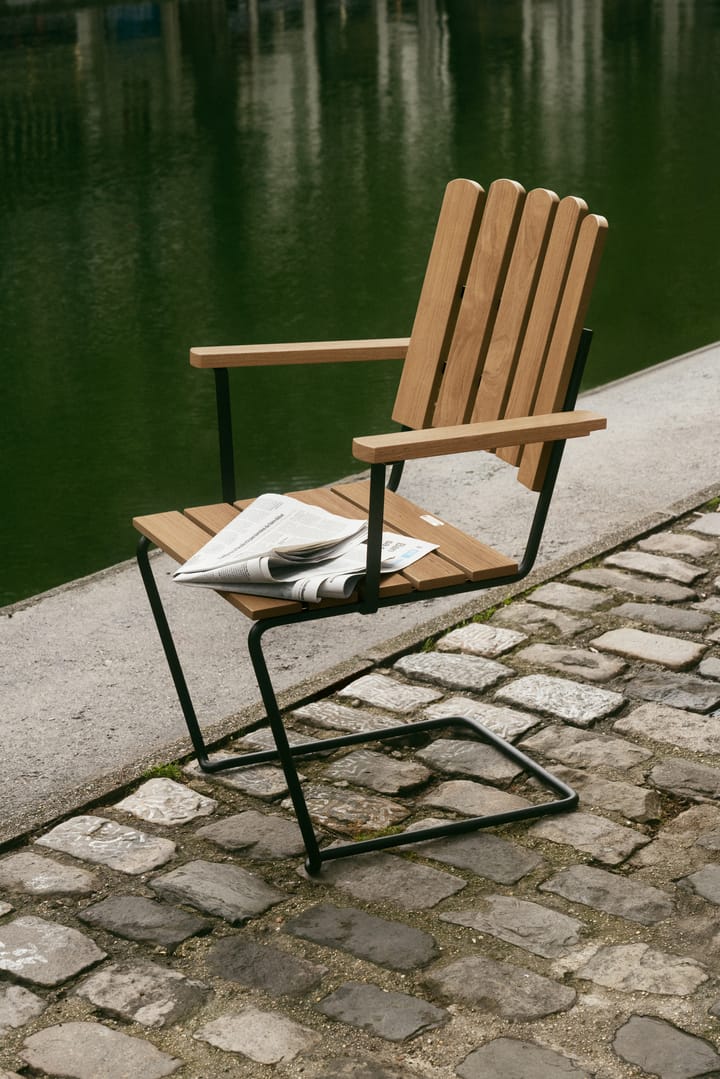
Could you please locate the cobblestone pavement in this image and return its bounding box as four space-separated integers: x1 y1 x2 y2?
3 506 720 1078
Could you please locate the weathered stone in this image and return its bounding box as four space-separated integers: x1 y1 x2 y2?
615 701 720 752
115 778 216 824
491 601 592 637
421 779 530 817
495 675 625 725
21 1022 180 1078
441 895 584 958
417 738 522 782
75 961 210 1027
282 783 409 834
393 651 512 692
520 724 652 770
681 864 720 905
575 943 707 995
205 936 326 995
622 668 720 712
0 851 97 895
568 567 696 603
194 1007 320 1064
694 595 720 614
323 749 431 793
304 851 465 909
708 626 720 643
286 903 437 970
317 982 448 1042
530 581 606 612
514 642 625 682
0 984 46 1035
612 1014 720 1078
650 757 720 801
237 726 317 751
424 955 575 1019
0 902 13 917
456 1038 589 1079
293 700 396 733
425 697 538 740
609 601 712 633
699 655 720 679
36 816 176 874
0 916 105 986
603 550 706 584
553 768 661 822
529 811 648 865
184 755 288 799
151 860 285 924
402 818 543 883
437 623 526 656
591 627 706 670
196 810 306 860
307 1056 416 1079
338 673 442 712
78 895 210 950
631 807 720 874
638 531 715 558
686 512 720 536
540 864 673 924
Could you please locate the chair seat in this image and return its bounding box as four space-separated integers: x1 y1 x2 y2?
133 482 518 622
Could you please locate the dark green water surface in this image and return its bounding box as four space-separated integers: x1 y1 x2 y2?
2 0 719 605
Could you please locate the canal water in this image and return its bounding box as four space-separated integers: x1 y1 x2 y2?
2 0 719 606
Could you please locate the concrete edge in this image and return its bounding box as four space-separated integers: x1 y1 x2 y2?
4 479 719 852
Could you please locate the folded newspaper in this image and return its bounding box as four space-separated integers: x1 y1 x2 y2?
174 493 437 603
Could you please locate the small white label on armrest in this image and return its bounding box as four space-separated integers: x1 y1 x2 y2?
420 514 444 527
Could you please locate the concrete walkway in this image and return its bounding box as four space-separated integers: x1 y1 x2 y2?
1 341 719 846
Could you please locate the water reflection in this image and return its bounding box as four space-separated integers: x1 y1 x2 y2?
1 0 718 604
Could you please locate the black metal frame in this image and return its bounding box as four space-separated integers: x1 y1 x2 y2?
136 330 593 873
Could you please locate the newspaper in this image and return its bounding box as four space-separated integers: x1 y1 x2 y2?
174 493 437 603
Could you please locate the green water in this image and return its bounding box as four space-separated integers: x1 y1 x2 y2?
2 0 719 606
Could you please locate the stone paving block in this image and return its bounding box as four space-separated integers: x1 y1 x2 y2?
491 600 593 637
680 864 720 905
305 851 465 909
441 895 584 958
699 654 720 679
609 601 712 633
621 668 720 712
0 851 98 895
196 809 306 859
317 981 448 1042
495 674 625 725
614 701 720 752
603 550 706 584
114 778 217 825
529 581 607 611
612 1014 720 1078
281 783 409 834
20 1022 181 1078
421 779 530 817
540 864 674 924
305 1056 417 1078
456 1038 590 1079
36 815 176 874
437 623 526 656
514 642 625 682
323 749 431 793
0 901 13 916
75 960 210 1027
591 627 707 670
194 1007 320 1064
520 724 652 770
0 916 106 986
184 755 289 798
568 566 697 603
78 895 211 950
574 943 707 995
205 936 326 995
293 700 397 732
552 768 661 822
402 818 544 883
650 757 720 802
638 531 716 558
694 594 720 614
394 651 512 692
237 726 317 751
338 673 442 712
686 512 720 536
708 626 720 644
151 860 285 924
285 902 437 970
0 984 46 1035
417 738 523 782
424 955 575 1019
425 697 538 740
529 811 649 865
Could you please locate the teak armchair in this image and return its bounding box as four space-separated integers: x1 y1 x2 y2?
134 178 607 873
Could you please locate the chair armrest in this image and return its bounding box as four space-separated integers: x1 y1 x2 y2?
190 338 410 368
352 410 606 464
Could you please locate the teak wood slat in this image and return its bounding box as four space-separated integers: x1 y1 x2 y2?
190 339 410 369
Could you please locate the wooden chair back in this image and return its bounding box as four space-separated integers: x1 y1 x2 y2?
392 178 607 491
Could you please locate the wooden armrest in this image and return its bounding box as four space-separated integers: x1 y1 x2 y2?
189 338 410 369
352 410 606 464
